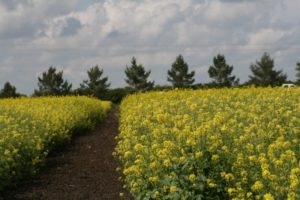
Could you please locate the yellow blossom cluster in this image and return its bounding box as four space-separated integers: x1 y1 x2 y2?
115 88 300 199
0 96 111 190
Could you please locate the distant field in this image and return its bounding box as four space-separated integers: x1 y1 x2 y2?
0 96 111 191
115 88 300 200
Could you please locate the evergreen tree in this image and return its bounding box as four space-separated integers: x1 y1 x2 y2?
0 82 19 98
296 62 300 85
167 55 195 88
125 57 154 92
208 54 239 87
34 66 72 96
248 52 287 86
79 65 110 99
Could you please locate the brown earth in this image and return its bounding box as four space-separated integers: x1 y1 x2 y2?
1 107 131 200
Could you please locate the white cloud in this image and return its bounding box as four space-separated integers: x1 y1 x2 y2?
0 0 300 94
247 28 290 46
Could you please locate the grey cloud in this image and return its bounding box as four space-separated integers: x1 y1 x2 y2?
0 24 37 39
61 18 82 37
107 30 123 38
0 1 80 40
43 1 80 17
0 0 300 95
219 0 257 3
0 0 33 10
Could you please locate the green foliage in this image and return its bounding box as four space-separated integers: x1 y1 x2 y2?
0 82 20 98
152 85 173 91
125 57 154 92
116 89 299 199
167 55 195 88
34 66 72 96
79 65 110 99
296 62 300 85
208 54 239 87
0 97 111 192
104 87 134 104
248 52 287 86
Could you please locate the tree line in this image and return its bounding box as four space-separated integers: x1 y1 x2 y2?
1 52 300 103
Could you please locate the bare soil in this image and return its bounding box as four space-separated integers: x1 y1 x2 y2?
1 108 131 200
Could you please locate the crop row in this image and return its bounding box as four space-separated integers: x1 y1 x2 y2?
0 96 111 191
115 88 300 200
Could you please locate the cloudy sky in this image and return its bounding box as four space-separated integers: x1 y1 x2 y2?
0 0 300 94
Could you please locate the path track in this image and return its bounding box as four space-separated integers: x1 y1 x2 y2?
1 108 131 200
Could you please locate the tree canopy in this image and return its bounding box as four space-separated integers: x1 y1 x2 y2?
167 55 195 88
34 66 72 96
208 54 239 87
125 57 154 92
248 53 287 86
79 65 110 99
296 62 300 85
0 82 20 98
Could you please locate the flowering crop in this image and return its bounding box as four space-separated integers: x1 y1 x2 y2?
0 96 111 191
115 88 300 200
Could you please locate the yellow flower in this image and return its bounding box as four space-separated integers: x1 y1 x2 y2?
225 173 235 182
207 179 217 188
179 156 186 163
170 185 178 193
262 169 271 179
115 88 300 199
195 151 203 158
189 174 196 182
290 168 300 190
4 149 10 156
247 192 253 198
36 143 42 151
1 96 112 191
163 159 171 167
153 191 160 198
263 193 274 200
148 176 159 183
287 192 296 200
227 188 236 196
134 144 144 152
251 181 264 191
124 151 132 158
212 154 219 161
149 161 158 169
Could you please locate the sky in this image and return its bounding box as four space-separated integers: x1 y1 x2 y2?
0 0 300 95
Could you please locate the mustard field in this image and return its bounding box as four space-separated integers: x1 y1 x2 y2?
0 96 111 190
115 88 300 200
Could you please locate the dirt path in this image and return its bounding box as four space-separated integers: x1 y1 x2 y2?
1 108 131 200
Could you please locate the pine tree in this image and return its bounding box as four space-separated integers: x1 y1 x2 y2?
34 66 72 96
208 54 239 87
167 55 195 88
80 65 110 99
296 62 300 85
248 52 287 86
0 82 19 98
125 57 154 92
